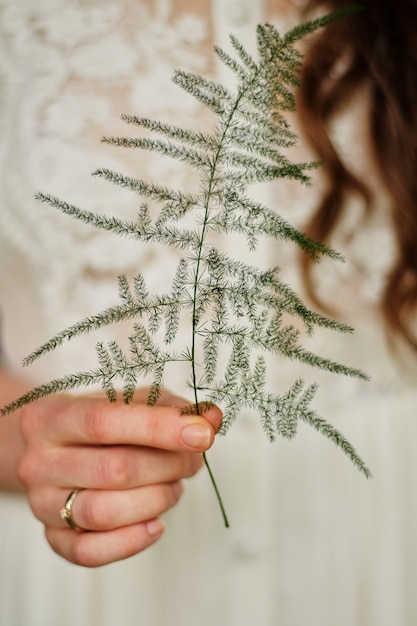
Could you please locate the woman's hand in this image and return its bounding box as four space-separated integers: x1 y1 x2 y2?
16 389 222 567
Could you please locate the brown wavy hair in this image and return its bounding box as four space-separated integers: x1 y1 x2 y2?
296 0 417 351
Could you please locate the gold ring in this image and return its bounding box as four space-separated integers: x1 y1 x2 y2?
59 489 84 531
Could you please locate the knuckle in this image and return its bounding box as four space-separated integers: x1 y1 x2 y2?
17 450 39 487
184 453 204 478
44 529 96 568
153 484 176 511
141 411 161 449
69 537 96 568
166 482 183 508
81 493 108 530
81 403 111 443
96 453 130 488
19 403 43 441
19 405 31 439
26 489 44 521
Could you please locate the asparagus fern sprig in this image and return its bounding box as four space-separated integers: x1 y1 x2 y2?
1 14 370 526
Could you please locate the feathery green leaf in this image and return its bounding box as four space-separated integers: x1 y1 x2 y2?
3 12 369 527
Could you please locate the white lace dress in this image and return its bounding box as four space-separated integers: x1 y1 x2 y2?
1 2 416 625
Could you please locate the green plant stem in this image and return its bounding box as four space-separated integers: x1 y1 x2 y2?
203 452 230 528
188 72 257 529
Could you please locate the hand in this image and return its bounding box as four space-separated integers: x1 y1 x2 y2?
17 389 222 567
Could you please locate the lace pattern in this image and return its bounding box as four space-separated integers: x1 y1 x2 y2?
0 0 408 388
0 1 215 367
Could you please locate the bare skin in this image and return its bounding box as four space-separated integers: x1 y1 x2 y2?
0 368 222 567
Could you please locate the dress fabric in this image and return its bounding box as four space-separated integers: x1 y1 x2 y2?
0 1 416 625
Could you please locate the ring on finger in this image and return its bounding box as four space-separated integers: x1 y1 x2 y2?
60 488 85 531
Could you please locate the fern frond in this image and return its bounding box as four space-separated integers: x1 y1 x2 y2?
96 342 118 402
283 6 363 46
117 275 135 306
22 302 147 366
1 370 107 416
216 192 341 261
173 70 233 116
92 168 199 209
229 34 258 71
133 273 149 301
102 136 213 170
35 193 150 239
5 12 370 527
120 114 219 152
213 46 249 81
300 409 371 477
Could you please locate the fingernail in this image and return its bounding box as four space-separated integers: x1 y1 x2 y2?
146 518 165 536
181 424 212 449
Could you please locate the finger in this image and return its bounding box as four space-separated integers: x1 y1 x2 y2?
32 482 183 530
46 520 165 567
32 395 222 450
21 444 203 489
